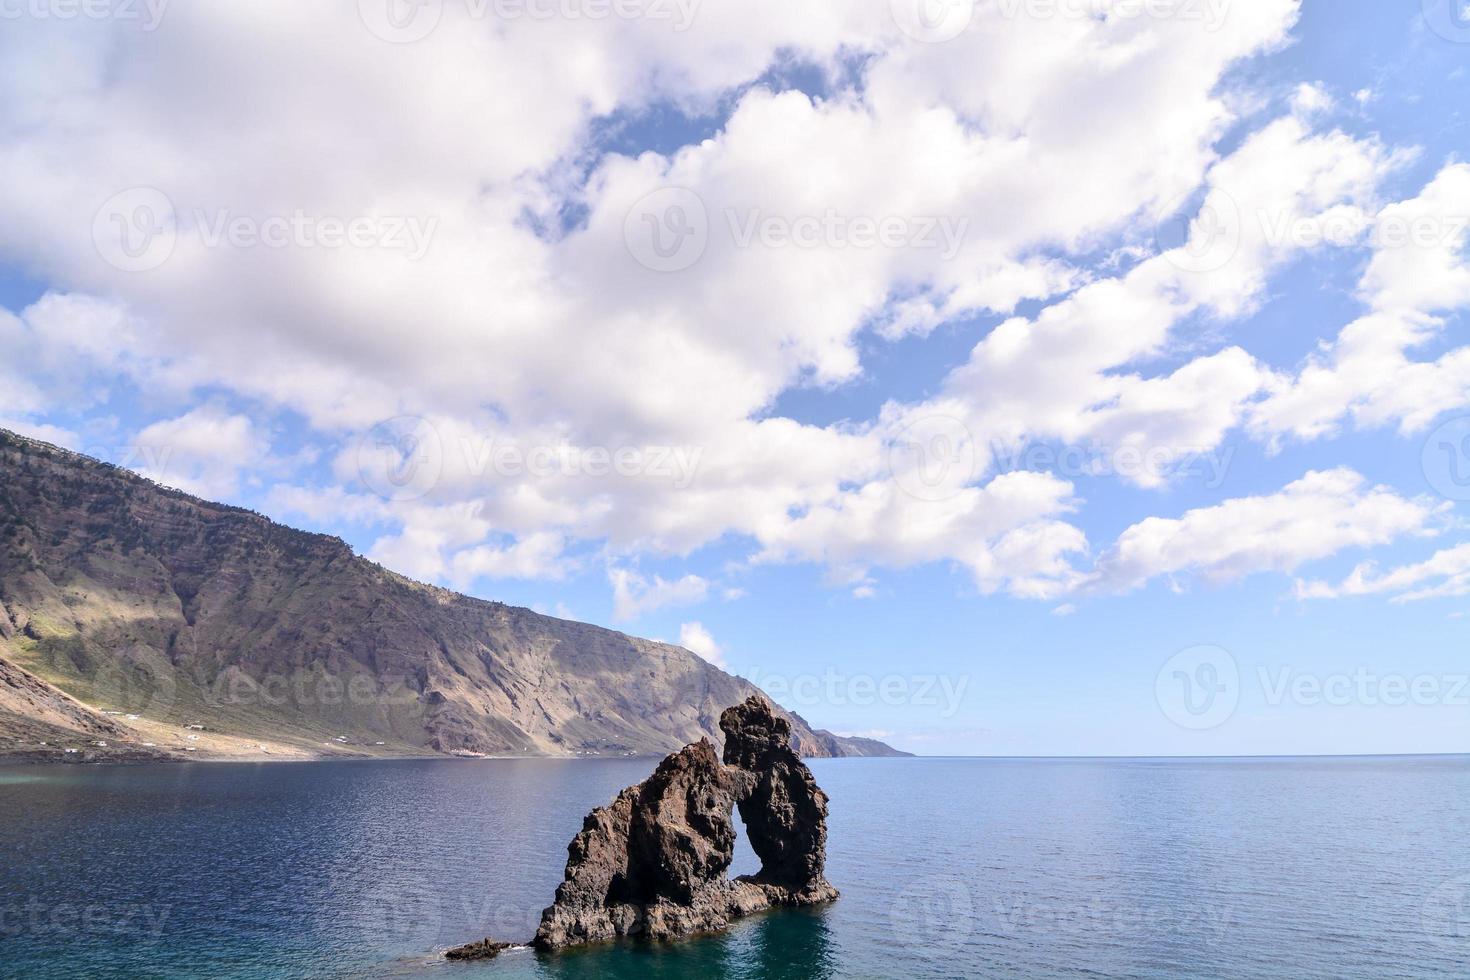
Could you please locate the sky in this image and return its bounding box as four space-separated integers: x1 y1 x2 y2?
2 0 1470 756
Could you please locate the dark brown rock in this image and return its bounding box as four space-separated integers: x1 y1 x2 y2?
721 697 836 900
532 695 838 951
444 938 512 960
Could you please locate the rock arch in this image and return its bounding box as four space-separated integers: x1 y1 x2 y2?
530 695 838 950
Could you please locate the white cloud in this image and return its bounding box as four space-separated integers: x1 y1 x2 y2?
450 532 571 585
132 408 269 498
6 1 1449 607
1289 82 1333 115
609 567 709 621
1296 542 1470 602
1251 163 1470 443
1088 469 1443 594
677 621 725 668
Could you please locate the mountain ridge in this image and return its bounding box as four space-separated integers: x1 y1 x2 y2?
0 428 910 761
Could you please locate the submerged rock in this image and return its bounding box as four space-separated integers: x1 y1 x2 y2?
531 695 838 951
443 938 512 960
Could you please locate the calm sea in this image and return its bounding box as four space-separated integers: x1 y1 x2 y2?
2 756 1469 979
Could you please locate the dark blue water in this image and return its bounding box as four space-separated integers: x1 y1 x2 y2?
3 756 1470 979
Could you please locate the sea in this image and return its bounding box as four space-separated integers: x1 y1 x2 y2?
2 755 1469 979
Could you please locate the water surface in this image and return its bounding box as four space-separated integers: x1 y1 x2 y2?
3 756 1469 978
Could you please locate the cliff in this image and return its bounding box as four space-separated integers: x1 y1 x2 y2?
0 428 909 761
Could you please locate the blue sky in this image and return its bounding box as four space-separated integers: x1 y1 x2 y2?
2 0 1470 755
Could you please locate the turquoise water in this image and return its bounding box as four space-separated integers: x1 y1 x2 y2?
3 756 1470 978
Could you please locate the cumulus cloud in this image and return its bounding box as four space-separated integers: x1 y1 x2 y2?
609 568 709 621
1251 163 1470 442
677 621 725 668
2 0 1456 610
1296 542 1470 603
1088 469 1443 594
132 408 269 498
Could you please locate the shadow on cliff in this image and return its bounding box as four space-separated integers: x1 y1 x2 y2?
528 906 837 980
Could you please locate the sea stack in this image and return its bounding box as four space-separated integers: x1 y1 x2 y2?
530 695 839 950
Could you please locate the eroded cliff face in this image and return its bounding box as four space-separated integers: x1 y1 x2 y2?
0 429 908 760
530 696 839 951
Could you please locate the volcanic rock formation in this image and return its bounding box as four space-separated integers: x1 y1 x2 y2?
530 695 839 950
